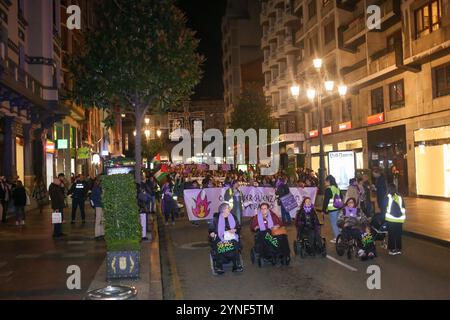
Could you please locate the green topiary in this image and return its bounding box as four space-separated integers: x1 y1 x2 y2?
102 174 141 252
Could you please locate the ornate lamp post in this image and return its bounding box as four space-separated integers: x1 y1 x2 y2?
290 58 347 193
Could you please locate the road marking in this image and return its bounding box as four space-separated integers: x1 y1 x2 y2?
326 255 358 272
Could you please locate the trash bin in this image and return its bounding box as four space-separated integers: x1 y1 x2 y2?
85 285 138 300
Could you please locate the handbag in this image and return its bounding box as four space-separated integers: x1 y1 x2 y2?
26 193 31 206
52 211 62 224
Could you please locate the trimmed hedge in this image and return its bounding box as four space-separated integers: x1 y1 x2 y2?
102 174 141 252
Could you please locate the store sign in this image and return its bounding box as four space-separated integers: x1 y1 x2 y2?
368 113 384 125
328 151 356 191
323 126 332 135
77 147 90 159
309 130 319 138
46 140 56 154
57 139 68 150
339 121 352 131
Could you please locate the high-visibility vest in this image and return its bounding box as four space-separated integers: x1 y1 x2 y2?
385 194 406 223
327 185 341 211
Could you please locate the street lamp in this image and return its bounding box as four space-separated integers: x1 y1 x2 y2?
157 129 162 138
290 59 347 193
145 117 150 125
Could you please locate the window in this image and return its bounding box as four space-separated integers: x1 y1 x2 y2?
308 1 317 20
309 34 318 56
324 20 335 44
324 105 333 127
433 63 450 98
415 0 442 39
389 80 405 109
18 0 24 18
297 6 304 29
387 31 402 53
371 87 384 114
323 0 331 7
342 99 352 122
310 111 318 130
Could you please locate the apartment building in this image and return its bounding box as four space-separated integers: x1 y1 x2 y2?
222 0 264 126
261 0 450 198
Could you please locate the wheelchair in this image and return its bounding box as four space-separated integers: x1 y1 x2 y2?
335 227 361 260
293 229 327 259
250 231 291 268
209 238 244 276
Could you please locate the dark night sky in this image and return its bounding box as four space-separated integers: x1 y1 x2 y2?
177 0 227 100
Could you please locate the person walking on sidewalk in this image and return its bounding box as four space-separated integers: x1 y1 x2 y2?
323 175 343 244
384 183 406 256
12 181 27 226
49 178 65 238
0 177 11 223
91 177 104 239
68 175 88 225
32 176 48 214
372 168 387 215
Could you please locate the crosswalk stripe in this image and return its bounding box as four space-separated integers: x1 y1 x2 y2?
326 255 358 272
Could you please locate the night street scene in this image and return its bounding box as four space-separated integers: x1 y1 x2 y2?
0 0 449 308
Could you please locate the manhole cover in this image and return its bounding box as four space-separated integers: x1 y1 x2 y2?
179 242 210 250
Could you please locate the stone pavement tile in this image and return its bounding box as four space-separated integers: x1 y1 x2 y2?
0 262 7 269
0 271 13 277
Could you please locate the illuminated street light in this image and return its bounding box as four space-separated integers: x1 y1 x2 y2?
290 84 300 99
324 80 335 92
313 58 323 70
338 85 348 97
144 129 150 138
145 117 150 125
306 88 316 101
133 130 137 137
157 129 162 138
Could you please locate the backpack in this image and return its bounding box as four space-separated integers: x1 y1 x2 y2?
332 187 344 209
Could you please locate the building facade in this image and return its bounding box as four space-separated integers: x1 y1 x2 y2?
259 0 450 198
222 0 264 126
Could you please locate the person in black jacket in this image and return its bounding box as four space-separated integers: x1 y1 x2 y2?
49 178 66 238
12 181 27 226
372 168 387 215
275 176 292 225
68 175 88 225
208 203 243 274
296 197 323 255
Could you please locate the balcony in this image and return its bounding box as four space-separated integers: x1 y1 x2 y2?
284 11 298 27
261 35 269 49
0 58 44 105
343 14 366 44
369 0 401 32
369 50 396 74
284 35 300 54
342 60 368 84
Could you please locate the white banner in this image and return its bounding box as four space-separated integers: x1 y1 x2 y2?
184 187 318 221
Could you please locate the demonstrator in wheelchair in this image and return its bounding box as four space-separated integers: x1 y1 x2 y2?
208 203 243 274
294 197 326 257
250 202 291 265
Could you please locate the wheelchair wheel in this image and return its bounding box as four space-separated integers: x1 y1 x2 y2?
257 256 263 268
336 235 346 257
293 240 298 256
282 255 291 266
299 244 306 259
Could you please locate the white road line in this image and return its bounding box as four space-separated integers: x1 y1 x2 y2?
326 255 358 272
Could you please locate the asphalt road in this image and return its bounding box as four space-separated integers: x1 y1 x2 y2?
159 213 450 300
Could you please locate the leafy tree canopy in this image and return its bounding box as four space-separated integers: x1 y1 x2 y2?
230 85 275 132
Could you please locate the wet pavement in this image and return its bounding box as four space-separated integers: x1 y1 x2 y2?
160 213 450 300
0 205 105 300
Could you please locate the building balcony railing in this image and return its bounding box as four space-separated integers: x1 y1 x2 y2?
0 58 44 102
369 50 396 74
343 14 366 44
283 11 298 27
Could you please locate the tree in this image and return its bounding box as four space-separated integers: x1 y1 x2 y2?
230 86 275 131
70 0 203 183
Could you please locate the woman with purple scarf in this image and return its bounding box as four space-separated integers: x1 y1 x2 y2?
295 197 324 255
208 203 243 274
250 203 291 265
337 198 367 253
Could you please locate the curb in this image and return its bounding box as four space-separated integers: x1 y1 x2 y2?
149 214 163 300
403 230 450 248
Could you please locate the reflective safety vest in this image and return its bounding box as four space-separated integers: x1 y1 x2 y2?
385 194 406 223
327 185 341 211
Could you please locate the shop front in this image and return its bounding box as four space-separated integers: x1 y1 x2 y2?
414 125 450 198
368 125 409 195
45 140 56 189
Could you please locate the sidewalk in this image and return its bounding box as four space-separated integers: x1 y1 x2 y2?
403 197 450 244
315 195 450 245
